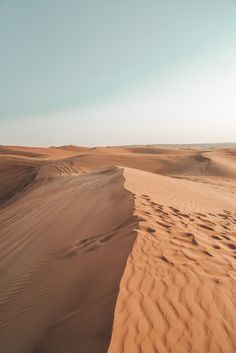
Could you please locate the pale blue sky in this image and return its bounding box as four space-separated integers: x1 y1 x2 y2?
0 0 236 145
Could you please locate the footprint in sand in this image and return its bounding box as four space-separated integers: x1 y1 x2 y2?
160 255 174 265
222 235 230 240
198 224 214 231
192 237 198 245
204 250 213 257
146 227 156 235
141 194 150 200
169 206 180 213
227 243 236 250
65 246 78 257
212 235 222 240
184 232 194 237
213 245 221 249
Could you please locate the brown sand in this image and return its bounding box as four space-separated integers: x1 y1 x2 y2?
0 145 236 353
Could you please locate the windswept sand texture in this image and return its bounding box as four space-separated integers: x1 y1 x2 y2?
108 168 236 353
0 144 236 353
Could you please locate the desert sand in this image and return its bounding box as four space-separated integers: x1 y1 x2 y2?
0 144 236 353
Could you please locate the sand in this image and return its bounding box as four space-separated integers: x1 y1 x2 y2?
0 145 236 353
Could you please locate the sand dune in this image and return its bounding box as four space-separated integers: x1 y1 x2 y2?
0 161 137 353
0 145 236 353
108 167 236 353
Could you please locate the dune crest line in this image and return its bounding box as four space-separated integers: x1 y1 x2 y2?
1 145 236 353
108 167 236 353
0 159 138 353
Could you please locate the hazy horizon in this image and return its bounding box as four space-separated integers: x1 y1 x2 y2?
1 0 236 146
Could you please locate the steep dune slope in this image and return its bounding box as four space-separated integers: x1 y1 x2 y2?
0 156 85 206
0 163 137 353
0 145 236 353
0 156 39 205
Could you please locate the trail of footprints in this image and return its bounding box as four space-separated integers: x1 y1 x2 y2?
109 194 236 353
65 221 133 258
65 233 112 257
138 193 236 266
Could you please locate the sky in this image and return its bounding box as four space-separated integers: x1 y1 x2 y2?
0 0 236 146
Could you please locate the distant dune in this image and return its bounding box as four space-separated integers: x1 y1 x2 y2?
0 145 236 353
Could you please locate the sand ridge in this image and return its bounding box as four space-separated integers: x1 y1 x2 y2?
0 145 236 353
108 167 236 353
0 162 138 353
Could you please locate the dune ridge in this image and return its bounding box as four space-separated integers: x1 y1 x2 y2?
108 167 236 353
0 160 138 353
0 145 236 353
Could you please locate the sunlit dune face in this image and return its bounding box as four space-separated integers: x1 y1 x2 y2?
0 146 236 352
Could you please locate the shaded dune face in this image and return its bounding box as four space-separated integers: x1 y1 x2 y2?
0 156 39 204
0 145 236 353
0 162 138 353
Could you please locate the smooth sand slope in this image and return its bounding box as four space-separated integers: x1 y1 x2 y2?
0 145 236 353
0 155 137 353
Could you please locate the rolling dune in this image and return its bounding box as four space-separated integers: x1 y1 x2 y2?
108 167 236 353
0 145 236 353
0 161 137 353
